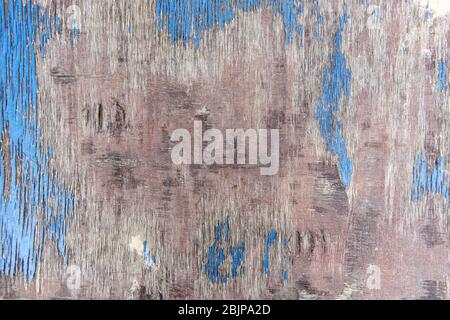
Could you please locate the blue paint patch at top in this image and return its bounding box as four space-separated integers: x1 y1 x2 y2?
156 0 303 48
0 0 76 282
315 5 353 188
412 153 449 201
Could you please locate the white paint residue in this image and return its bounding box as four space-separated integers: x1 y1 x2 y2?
416 0 450 17
129 235 144 256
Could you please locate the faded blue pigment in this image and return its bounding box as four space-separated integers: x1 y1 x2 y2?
143 240 158 271
437 58 448 94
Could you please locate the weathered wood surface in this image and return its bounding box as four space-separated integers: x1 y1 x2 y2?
0 0 449 299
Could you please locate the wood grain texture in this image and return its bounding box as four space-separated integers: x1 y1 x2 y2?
0 0 449 299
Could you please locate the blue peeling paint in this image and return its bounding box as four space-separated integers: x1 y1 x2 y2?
312 4 323 41
143 240 158 271
71 20 78 41
263 229 277 274
0 0 76 282
437 59 448 94
281 235 288 281
39 8 60 58
203 217 245 283
56 16 60 33
263 230 289 280
230 242 245 278
412 153 449 201
315 5 353 187
424 1 431 21
156 0 303 48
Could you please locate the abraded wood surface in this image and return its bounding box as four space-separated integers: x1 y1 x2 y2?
0 0 449 299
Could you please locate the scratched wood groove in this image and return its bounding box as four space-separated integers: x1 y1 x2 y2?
0 0 449 299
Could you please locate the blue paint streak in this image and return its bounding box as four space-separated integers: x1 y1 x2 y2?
263 229 277 274
230 242 245 278
71 20 78 40
412 153 448 201
424 0 431 21
312 4 323 41
315 5 352 187
203 217 244 283
0 0 75 282
143 240 157 271
156 0 303 48
437 59 448 94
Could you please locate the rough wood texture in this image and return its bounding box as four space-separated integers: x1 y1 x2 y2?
0 0 449 299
